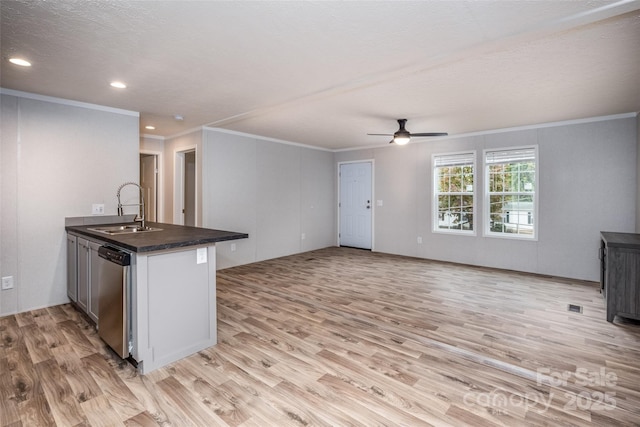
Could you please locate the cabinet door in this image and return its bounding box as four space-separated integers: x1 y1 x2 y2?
77 238 90 312
66 234 78 302
600 239 606 297
610 248 640 318
88 241 102 323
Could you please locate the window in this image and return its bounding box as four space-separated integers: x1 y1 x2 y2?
433 152 475 233
485 146 537 239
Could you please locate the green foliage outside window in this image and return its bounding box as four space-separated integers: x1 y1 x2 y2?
436 164 474 231
487 161 535 235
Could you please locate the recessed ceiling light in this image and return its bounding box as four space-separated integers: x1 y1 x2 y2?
110 81 127 89
145 125 156 130
174 115 184 121
9 57 31 67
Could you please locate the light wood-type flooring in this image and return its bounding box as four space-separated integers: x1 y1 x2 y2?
2 247 640 426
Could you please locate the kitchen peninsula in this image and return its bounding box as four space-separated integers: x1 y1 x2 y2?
66 218 248 373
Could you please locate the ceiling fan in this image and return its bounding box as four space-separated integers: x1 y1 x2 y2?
368 119 448 145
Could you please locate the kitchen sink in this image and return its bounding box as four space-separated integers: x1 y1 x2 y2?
88 225 163 235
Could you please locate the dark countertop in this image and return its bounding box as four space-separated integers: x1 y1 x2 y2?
601 231 640 249
66 221 248 253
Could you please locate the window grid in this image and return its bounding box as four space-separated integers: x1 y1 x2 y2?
433 152 475 234
485 147 537 239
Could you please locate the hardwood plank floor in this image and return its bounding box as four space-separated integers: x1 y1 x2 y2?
2 247 639 426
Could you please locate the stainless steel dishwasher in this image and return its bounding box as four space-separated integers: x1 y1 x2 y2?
97 245 131 359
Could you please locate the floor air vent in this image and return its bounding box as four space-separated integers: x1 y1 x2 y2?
568 304 583 313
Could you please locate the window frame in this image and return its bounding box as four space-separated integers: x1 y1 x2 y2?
432 150 477 236
483 145 539 240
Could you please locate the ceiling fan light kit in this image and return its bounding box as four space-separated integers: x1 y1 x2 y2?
393 134 410 145
368 119 448 146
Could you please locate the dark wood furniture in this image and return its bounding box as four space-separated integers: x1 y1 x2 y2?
600 232 640 322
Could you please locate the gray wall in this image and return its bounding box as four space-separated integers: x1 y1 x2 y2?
336 116 637 281
202 129 335 269
1 89 635 317
0 92 139 316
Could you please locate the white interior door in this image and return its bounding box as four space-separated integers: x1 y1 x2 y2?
339 162 372 249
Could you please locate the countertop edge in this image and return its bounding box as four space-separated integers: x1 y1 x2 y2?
66 222 248 253
601 231 640 249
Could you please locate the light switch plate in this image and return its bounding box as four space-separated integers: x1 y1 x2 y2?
196 247 207 264
2 276 14 290
92 203 105 215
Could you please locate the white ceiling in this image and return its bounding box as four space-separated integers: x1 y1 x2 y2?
1 1 639 150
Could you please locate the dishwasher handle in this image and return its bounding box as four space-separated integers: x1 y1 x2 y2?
98 246 131 266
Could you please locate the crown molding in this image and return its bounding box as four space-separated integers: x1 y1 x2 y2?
0 88 139 117
203 126 333 152
335 112 638 153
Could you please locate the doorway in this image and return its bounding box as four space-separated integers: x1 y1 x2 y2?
339 161 373 249
139 153 158 222
174 148 197 226
184 151 196 227
140 150 163 222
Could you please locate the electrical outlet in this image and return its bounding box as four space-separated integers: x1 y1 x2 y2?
230 243 237 252
92 203 105 215
196 247 207 264
301 233 306 240
2 276 14 290
417 236 423 244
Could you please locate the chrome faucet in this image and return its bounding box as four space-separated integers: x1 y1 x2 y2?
116 182 145 229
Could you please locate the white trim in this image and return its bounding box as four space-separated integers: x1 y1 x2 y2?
336 112 637 153
337 160 375 251
139 149 164 223
160 111 638 153
0 88 139 117
5 86 630 154
166 125 331 153
432 150 477 236
140 133 165 140
203 126 333 152
483 145 539 241
166 127 205 140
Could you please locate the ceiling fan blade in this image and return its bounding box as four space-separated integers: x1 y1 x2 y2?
369 120 448 143
410 132 448 137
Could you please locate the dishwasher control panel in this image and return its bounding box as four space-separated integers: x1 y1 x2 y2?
98 246 131 266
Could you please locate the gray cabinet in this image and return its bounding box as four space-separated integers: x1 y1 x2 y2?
77 237 90 313
66 233 77 302
68 233 104 324
88 241 101 323
601 232 640 322
132 244 217 373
